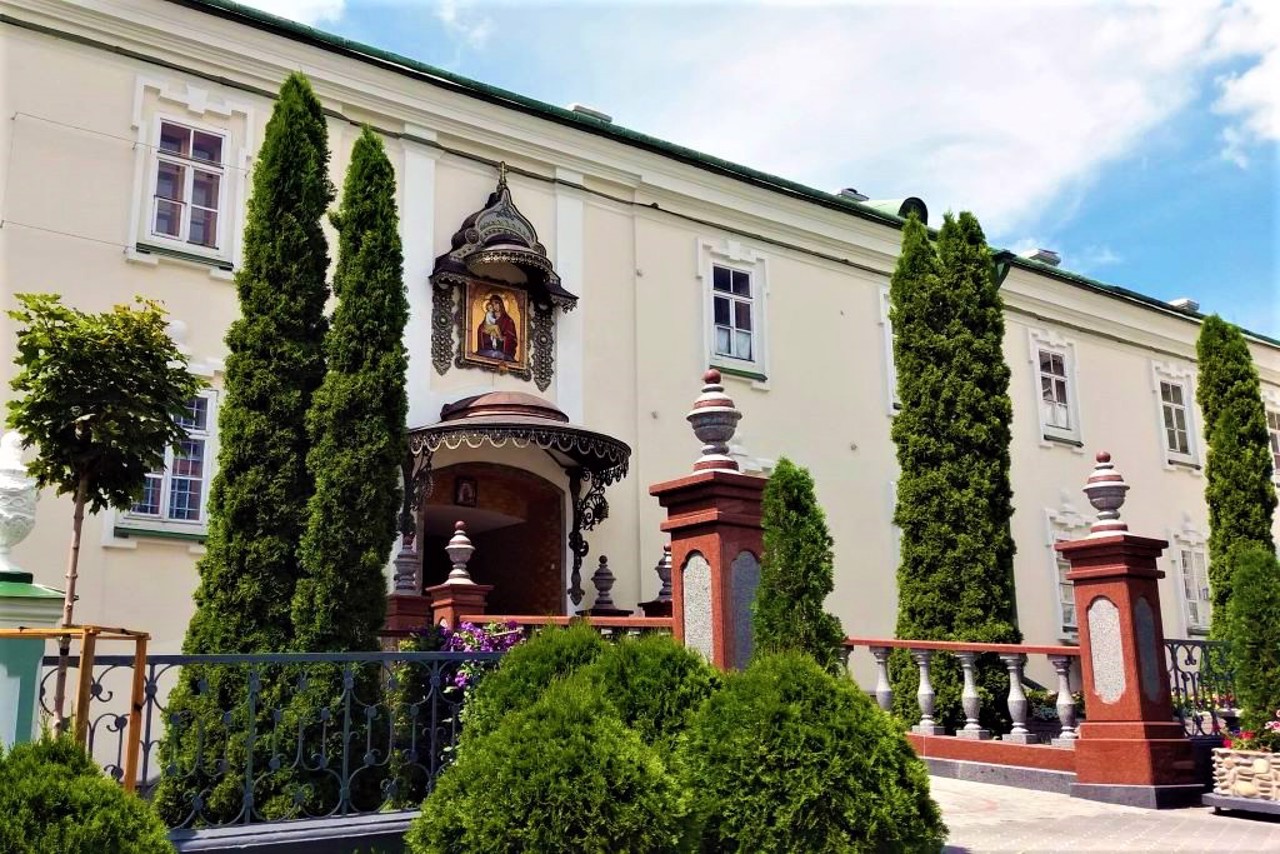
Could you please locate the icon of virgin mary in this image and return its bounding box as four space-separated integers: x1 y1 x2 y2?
476 293 518 361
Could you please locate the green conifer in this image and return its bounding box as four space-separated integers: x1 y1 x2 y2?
155 72 333 825
752 457 845 673
889 212 1020 728
294 127 407 652
1196 315 1276 636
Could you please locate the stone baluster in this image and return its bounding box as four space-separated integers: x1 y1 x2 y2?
910 649 946 735
870 647 893 712
1001 653 1038 744
1050 654 1079 747
957 651 991 740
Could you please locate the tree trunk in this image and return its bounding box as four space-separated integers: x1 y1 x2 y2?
51 473 89 735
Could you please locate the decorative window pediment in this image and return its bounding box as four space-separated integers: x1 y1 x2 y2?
430 165 576 391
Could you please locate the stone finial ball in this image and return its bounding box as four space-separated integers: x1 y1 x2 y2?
703 368 721 384
455 520 466 532
1096 451 1111 464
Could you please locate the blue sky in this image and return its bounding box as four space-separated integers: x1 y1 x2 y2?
251 0 1278 336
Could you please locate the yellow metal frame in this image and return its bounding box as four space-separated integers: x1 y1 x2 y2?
0 625 149 792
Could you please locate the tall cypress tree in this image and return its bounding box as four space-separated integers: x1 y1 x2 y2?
294 127 407 652
890 212 1020 729
155 72 333 825
752 457 845 673
1196 315 1276 636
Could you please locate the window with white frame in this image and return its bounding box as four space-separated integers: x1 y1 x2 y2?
151 121 225 250
1175 544 1211 634
124 394 215 529
1151 362 1199 467
1046 502 1090 637
1267 409 1280 479
699 239 768 378
1029 329 1081 445
879 287 900 414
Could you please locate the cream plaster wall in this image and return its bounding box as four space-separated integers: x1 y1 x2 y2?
3 0 1278 668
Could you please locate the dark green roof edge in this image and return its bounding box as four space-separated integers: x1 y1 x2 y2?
164 0 904 230
162 0 1279 351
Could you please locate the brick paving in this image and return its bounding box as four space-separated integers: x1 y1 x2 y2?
933 776 1280 853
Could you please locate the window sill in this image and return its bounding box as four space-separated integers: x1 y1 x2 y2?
113 525 206 544
1167 458 1202 472
130 243 234 280
713 363 769 389
1042 433 1085 449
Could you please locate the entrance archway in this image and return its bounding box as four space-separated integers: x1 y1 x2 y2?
420 463 565 616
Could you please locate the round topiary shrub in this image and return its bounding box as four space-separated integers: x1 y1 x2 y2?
408 677 693 853
678 651 946 854
579 631 719 754
461 621 607 739
0 736 174 853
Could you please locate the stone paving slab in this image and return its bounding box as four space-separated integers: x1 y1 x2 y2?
932 776 1280 853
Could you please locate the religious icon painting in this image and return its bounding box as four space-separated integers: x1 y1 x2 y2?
462 280 529 372
453 476 477 508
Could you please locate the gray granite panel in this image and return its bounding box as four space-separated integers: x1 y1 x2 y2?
1135 595 1161 703
1087 597 1124 703
683 552 714 660
729 550 760 669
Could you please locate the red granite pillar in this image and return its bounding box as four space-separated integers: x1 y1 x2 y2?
1056 452 1199 808
649 370 764 669
425 522 491 630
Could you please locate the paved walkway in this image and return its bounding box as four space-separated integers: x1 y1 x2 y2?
933 776 1280 853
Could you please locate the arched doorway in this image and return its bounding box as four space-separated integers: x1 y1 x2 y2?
420 463 565 616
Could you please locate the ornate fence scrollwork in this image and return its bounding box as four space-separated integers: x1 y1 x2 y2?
1165 638 1237 737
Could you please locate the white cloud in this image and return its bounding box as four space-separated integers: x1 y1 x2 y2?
434 0 491 51
588 1 1273 241
1210 0 1279 166
1076 244 1123 268
242 0 344 26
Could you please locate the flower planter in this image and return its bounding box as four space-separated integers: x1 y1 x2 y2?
1205 748 1280 815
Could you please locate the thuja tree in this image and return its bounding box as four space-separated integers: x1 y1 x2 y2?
294 126 407 652
1195 315 1276 636
752 457 845 673
1226 544 1280 733
889 212 1021 729
6 294 202 730
154 72 333 825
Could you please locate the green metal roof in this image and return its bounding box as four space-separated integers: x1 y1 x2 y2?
0 571 63 600
166 0 1278 350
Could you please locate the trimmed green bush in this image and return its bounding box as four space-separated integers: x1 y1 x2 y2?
407 678 694 853
579 632 719 754
753 457 845 673
0 737 173 853
678 651 946 854
461 622 608 739
1226 544 1280 731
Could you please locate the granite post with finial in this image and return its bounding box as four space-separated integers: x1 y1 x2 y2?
649 370 764 669
1056 452 1199 807
425 521 493 629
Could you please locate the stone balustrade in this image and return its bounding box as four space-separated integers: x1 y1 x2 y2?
844 637 1081 746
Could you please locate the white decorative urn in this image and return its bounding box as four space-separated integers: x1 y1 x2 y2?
0 432 38 574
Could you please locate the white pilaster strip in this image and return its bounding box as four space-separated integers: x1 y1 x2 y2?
554 167 586 423
401 125 440 428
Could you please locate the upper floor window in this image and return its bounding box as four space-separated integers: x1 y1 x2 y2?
1267 409 1280 479
152 121 225 250
1160 381 1192 456
879 287 900 415
712 265 754 362
1029 329 1082 447
124 394 215 529
699 238 769 381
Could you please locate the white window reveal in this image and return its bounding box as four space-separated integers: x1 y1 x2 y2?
879 287 900 415
1029 329 1082 447
1151 362 1199 469
1170 520 1211 635
1266 409 1280 481
698 238 769 381
712 265 755 362
1046 500 1091 638
124 394 215 530
152 121 225 250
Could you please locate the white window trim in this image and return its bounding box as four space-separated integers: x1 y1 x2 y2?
126 77 253 279
888 479 902 567
1151 360 1202 472
1264 386 1280 487
1029 328 1084 450
115 390 219 537
698 238 769 386
1169 519 1211 636
1046 497 1092 640
879 287 900 416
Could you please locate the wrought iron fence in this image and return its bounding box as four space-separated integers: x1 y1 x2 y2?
1165 639 1237 737
40 649 503 828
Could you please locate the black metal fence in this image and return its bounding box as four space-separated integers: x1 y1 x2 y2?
40 650 503 828
1165 638 1237 737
